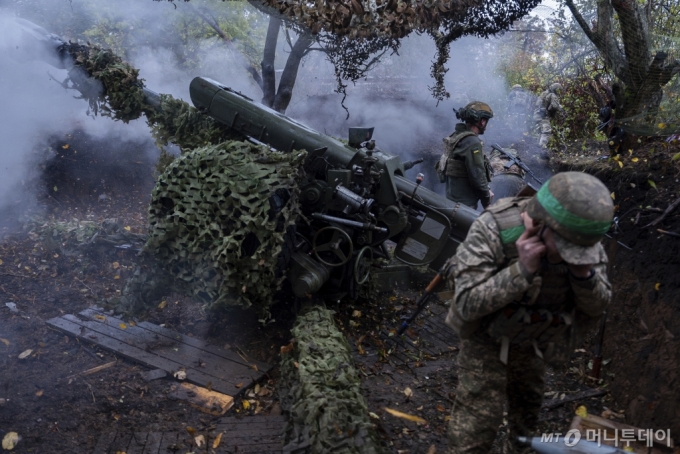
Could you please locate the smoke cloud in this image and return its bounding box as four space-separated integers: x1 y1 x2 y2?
0 0 523 216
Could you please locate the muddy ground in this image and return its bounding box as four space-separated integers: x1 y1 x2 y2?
1 126 679 453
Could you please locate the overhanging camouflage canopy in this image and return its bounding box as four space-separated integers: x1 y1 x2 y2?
158 0 541 99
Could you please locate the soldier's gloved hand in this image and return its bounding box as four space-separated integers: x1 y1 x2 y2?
516 212 546 274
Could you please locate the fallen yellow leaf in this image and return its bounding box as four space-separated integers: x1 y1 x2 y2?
242 400 250 410
2 432 20 450
617 160 623 168
119 323 127 329
655 283 661 291
658 123 666 129
112 262 120 269
124 226 131 231
610 192 615 200
186 426 197 436
0 259 3 265
114 275 120 280
94 315 106 321
158 300 167 309
384 407 427 425
35 390 43 397
575 405 588 418
631 157 639 162
18 349 33 359
213 432 223 449
235 382 243 388
62 144 70 149
0 338 9 346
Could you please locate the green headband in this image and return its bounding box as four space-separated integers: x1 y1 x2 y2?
536 183 612 236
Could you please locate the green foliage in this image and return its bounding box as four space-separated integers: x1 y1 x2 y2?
552 75 600 144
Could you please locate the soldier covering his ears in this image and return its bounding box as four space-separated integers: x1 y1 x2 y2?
443 172 614 454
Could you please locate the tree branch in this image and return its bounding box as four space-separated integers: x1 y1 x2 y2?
565 0 628 82
272 33 313 113
189 4 263 90
611 0 651 87
261 17 281 107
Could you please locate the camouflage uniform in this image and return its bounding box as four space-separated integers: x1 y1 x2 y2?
438 123 492 209
487 148 525 201
444 188 612 453
534 84 564 148
507 86 530 130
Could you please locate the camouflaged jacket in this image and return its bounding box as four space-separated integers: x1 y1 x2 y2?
535 91 563 119
446 197 611 360
437 123 492 208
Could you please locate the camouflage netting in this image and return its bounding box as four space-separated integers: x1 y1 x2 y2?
144 141 306 315
279 304 384 453
64 43 239 154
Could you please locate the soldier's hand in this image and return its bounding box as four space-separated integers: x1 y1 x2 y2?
489 190 495 203
516 214 546 274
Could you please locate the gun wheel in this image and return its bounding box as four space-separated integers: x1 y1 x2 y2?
354 246 374 285
312 227 353 267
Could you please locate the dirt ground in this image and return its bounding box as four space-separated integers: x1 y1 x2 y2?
1 127 679 453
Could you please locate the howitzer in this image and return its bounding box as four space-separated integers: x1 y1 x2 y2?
15 16 485 302
186 76 480 296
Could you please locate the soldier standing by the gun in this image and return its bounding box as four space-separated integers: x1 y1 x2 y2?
443 172 613 454
507 85 531 130
436 101 495 209
534 83 565 148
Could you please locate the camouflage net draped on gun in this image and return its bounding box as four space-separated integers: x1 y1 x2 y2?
64 43 239 154
279 305 384 453
144 141 305 315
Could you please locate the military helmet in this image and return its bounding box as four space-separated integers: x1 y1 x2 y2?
456 101 494 123
526 172 613 264
512 84 522 90
549 83 563 94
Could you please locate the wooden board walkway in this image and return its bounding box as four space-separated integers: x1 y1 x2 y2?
46 307 271 397
92 415 286 453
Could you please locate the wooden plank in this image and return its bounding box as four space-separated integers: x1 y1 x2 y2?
126 432 149 454
46 316 237 396
216 442 283 453
157 432 180 454
141 432 162 454
110 432 133 453
58 314 252 388
168 382 234 416
73 311 257 385
92 432 116 454
84 308 269 371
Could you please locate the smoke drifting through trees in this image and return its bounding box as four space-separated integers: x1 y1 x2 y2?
1 0 522 211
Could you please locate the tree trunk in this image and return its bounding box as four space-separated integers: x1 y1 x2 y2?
272 33 314 114
565 0 680 125
261 17 281 108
